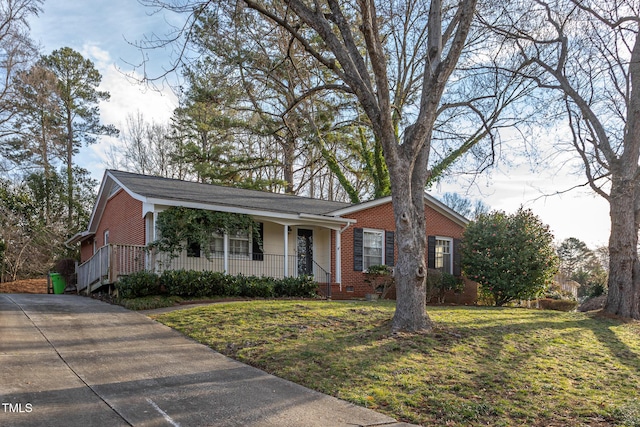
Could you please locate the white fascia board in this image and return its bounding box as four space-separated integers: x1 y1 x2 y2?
87 171 149 233
106 170 147 203
65 230 94 246
85 171 111 233
298 213 357 225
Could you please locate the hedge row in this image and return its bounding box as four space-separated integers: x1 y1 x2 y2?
115 270 319 299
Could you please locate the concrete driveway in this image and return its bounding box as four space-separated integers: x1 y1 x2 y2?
0 294 416 426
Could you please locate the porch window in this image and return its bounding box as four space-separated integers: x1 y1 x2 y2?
207 230 250 258
363 230 384 270
435 238 452 274
209 233 224 255
229 230 250 258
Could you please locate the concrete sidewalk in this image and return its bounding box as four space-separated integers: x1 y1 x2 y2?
0 294 417 426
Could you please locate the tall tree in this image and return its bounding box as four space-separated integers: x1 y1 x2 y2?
557 237 594 280
488 1 640 319
4 64 64 223
143 0 492 332
0 0 42 140
40 47 118 234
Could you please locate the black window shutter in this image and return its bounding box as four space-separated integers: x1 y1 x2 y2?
453 238 462 276
353 228 363 271
385 231 395 266
427 235 436 269
252 223 264 261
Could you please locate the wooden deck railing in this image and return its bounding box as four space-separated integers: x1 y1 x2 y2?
76 244 147 293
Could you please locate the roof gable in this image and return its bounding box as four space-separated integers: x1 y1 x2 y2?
328 194 469 227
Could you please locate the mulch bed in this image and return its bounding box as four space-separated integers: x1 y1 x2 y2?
0 278 49 294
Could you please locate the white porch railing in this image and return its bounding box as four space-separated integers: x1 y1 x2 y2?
76 244 146 293
76 244 331 295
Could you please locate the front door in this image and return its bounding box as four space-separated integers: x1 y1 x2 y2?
297 229 313 276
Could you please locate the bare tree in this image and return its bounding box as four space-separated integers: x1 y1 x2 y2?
487 0 640 319
106 111 188 179
134 0 538 331
0 0 42 137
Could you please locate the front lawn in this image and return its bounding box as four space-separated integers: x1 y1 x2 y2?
152 301 640 426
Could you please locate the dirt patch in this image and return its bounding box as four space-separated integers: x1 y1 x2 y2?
0 278 48 294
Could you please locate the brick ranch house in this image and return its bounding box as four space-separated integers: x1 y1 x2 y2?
67 170 476 303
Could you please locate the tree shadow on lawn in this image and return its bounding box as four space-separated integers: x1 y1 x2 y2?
230 306 640 426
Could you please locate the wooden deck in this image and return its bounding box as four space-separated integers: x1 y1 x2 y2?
76 244 147 293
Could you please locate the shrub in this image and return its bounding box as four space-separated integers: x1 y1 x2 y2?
201 271 229 296
158 270 318 299
116 271 160 299
426 269 464 303
462 207 559 306
160 270 202 297
274 275 318 297
237 275 275 298
537 298 578 312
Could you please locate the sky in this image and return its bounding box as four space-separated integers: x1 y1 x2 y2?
27 0 612 249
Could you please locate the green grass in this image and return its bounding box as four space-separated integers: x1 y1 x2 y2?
152 301 640 426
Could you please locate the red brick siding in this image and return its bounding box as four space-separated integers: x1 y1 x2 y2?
330 200 476 303
80 189 145 263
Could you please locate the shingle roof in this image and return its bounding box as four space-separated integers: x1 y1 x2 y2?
108 170 352 216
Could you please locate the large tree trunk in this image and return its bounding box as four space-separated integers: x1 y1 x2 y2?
605 177 640 319
388 138 432 333
605 31 640 320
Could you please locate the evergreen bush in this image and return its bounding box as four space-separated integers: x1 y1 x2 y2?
116 271 160 299
125 270 321 299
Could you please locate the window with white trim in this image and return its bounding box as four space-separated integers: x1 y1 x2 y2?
363 229 384 270
206 230 250 258
229 230 250 258
209 232 224 256
435 237 452 273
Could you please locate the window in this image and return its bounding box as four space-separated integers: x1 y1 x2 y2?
209 233 224 256
206 230 250 258
229 230 250 258
435 238 452 273
354 228 394 271
103 230 109 246
363 230 384 270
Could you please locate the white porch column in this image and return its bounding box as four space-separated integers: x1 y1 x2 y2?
335 230 342 285
283 225 289 277
223 234 229 273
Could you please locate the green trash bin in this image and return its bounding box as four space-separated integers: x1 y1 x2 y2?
50 273 66 294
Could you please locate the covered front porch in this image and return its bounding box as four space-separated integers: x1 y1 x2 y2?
75 214 352 296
